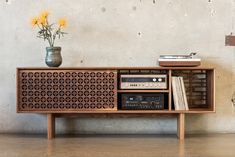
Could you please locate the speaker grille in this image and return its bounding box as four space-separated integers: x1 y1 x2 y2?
17 70 117 112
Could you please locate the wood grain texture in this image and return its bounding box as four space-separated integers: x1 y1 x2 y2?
17 69 118 112
159 61 201 67
168 70 172 111
16 67 215 140
177 113 185 140
117 90 169 93
206 70 216 112
47 114 55 139
17 109 215 114
2 134 235 156
17 67 214 70
16 67 215 113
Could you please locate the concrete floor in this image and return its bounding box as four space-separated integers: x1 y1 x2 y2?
0 134 235 157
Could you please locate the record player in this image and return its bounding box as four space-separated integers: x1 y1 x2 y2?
158 52 201 67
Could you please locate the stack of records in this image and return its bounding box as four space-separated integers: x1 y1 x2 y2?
158 53 201 67
172 76 189 110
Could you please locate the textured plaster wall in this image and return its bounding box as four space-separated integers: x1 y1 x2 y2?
0 0 235 134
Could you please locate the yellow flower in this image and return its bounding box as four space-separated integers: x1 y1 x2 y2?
31 17 38 27
40 11 49 18
58 18 67 28
38 11 49 26
39 16 47 26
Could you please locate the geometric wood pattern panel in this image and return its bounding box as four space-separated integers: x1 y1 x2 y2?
17 69 117 112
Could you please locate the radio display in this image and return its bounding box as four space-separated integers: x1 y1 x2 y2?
120 74 167 89
121 78 165 82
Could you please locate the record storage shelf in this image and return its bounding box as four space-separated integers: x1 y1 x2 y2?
16 67 215 140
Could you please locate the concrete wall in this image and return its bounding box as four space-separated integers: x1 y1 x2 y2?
0 0 235 134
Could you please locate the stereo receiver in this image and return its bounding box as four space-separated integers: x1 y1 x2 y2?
121 93 164 110
120 74 167 89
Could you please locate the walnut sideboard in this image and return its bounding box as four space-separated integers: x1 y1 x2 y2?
16 67 215 139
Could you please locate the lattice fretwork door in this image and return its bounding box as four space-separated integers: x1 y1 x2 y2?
17 69 118 112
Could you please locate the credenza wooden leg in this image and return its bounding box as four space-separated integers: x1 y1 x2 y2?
47 113 55 139
177 113 185 140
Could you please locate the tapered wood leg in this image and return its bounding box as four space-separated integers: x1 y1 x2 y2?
177 113 185 140
47 114 55 139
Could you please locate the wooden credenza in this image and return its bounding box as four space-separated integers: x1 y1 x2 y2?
16 67 215 139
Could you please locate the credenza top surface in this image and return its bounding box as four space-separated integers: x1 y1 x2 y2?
17 67 215 70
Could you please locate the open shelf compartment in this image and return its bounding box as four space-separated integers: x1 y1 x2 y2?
171 69 215 112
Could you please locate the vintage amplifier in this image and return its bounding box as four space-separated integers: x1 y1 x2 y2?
120 74 167 89
121 93 164 110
